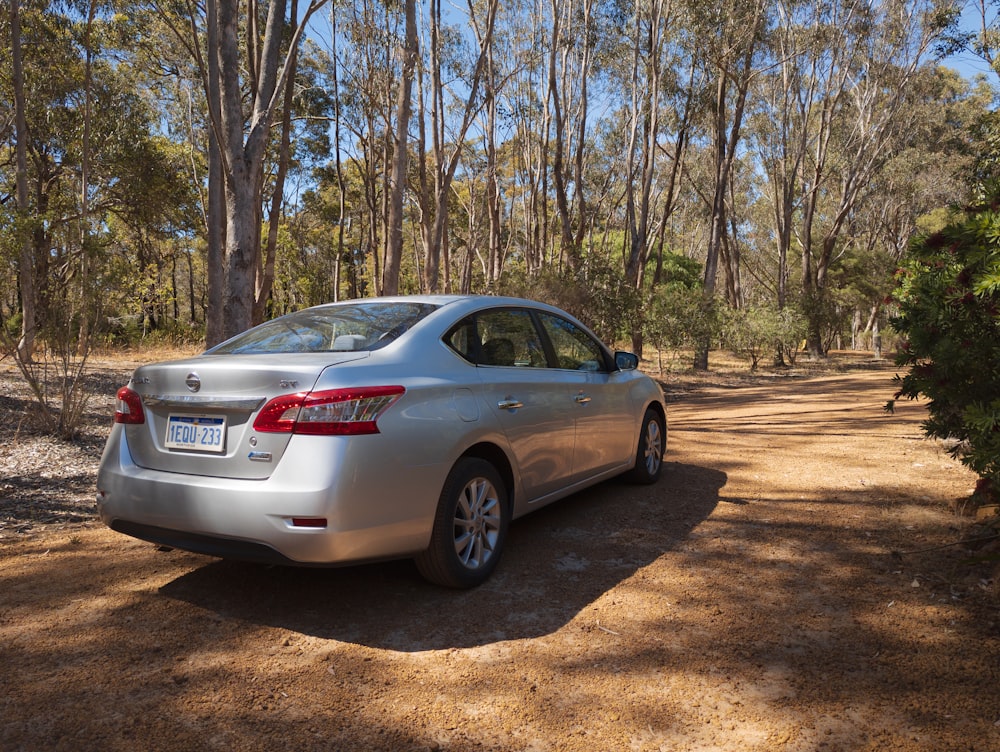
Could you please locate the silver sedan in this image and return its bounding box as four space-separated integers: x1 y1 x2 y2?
96 295 666 587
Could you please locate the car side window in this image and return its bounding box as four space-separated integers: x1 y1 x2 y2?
537 312 607 371
445 318 479 362
476 309 547 367
445 310 545 367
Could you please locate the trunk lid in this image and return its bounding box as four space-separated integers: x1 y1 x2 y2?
123 353 367 480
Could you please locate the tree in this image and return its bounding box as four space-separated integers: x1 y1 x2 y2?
798 0 945 356
0 1 196 433
155 0 328 343
382 0 417 295
416 0 498 294
2 3 187 342
887 199 1000 508
617 0 696 355
547 0 596 272
687 0 769 369
10 0 35 362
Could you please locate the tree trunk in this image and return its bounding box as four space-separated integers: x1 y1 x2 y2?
696 75 730 371
255 8 299 325
547 0 577 271
420 0 497 294
383 0 418 296
11 0 36 363
76 0 97 358
205 129 226 347
214 0 259 339
198 0 326 342
331 2 345 302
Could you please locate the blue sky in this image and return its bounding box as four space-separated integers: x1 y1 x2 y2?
943 3 998 84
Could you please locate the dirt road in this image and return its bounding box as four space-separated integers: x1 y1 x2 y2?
1 364 998 751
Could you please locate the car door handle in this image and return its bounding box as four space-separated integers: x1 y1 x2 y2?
498 398 524 411
575 392 592 405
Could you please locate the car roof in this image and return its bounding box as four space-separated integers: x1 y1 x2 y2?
312 294 575 317
313 294 534 307
304 295 604 344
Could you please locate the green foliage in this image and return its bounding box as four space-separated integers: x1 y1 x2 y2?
501 253 641 345
887 200 1000 506
643 285 721 366
636 253 720 369
721 304 807 371
656 251 704 290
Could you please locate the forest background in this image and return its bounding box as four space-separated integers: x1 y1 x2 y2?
4 0 1000 434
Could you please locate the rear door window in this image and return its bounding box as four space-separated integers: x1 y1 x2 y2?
445 308 547 367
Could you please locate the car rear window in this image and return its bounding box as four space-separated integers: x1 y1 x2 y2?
208 302 439 355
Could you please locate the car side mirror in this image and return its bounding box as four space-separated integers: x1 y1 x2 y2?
615 351 639 371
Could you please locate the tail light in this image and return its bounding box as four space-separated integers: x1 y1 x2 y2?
253 386 405 436
114 387 145 424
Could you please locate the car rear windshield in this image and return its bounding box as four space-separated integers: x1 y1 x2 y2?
208 302 440 355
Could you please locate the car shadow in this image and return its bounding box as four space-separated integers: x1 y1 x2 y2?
158 461 725 650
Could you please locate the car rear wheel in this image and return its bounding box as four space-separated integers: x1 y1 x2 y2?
415 457 509 588
625 407 665 484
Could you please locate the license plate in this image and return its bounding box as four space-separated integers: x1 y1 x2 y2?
165 414 226 453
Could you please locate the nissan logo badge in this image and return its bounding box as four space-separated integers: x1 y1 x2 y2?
185 372 201 393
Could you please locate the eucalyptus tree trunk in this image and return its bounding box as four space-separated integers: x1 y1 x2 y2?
382 0 417 295
330 2 346 302
484 39 503 289
624 0 692 355
76 0 97 357
696 56 753 370
382 0 418 295
204 128 226 346
254 3 299 325
199 0 325 341
11 0 36 363
547 0 592 272
693 0 764 371
624 0 666 294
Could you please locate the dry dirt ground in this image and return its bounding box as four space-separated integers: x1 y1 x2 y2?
1 352 999 752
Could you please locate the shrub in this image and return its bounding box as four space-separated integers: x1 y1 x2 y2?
644 284 721 371
721 304 807 371
501 256 641 344
886 200 1000 508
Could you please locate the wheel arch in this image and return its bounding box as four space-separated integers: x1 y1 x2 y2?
459 441 517 511
645 399 667 433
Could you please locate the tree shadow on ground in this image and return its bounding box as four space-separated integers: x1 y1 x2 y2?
158 461 724 650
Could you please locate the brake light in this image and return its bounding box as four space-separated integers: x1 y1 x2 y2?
114 386 145 424
253 386 405 435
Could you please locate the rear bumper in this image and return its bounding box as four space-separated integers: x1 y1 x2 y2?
96 426 445 565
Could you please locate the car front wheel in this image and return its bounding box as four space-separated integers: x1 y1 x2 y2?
415 457 509 588
625 407 665 484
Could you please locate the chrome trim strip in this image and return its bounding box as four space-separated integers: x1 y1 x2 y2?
143 395 266 411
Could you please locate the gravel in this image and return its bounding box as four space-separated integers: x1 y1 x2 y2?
1 355 998 751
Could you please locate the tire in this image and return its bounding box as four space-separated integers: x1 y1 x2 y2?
625 407 665 484
415 457 510 588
